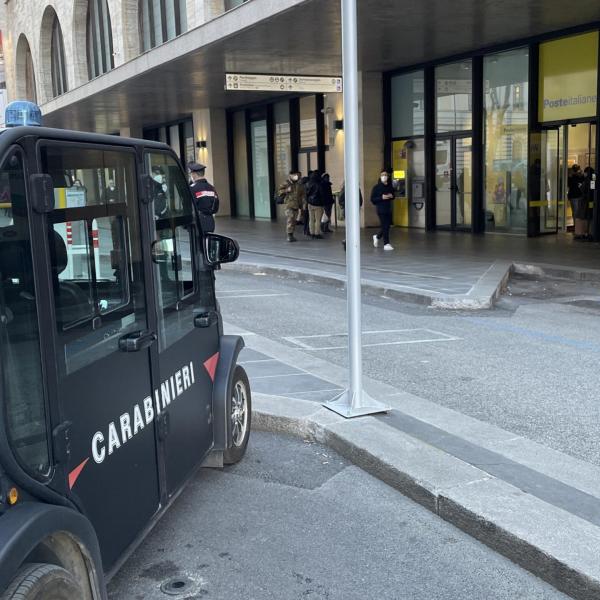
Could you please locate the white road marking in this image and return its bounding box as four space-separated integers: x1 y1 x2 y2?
217 293 289 299
250 372 314 380
238 358 278 364
283 328 461 351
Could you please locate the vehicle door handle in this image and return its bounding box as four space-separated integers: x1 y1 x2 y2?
194 311 218 328
118 330 157 352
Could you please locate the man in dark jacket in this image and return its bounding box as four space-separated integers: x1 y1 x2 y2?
305 171 324 239
188 161 219 233
370 169 395 250
320 173 334 233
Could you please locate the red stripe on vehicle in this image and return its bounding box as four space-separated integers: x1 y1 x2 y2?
68 457 89 490
203 352 220 382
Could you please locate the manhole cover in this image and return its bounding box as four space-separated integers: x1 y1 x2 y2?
160 577 193 596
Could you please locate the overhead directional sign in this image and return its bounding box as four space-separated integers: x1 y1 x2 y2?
225 73 343 93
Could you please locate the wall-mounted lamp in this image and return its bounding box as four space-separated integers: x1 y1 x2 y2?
334 119 344 131
196 140 208 149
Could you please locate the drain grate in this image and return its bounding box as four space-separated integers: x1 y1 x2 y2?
160 576 193 596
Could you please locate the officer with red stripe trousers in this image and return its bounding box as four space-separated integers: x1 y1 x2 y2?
188 161 219 232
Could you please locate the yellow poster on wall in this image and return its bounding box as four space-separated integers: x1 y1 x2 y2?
539 31 598 122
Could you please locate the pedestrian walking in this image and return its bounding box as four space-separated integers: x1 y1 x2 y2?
370 170 395 251
187 161 219 233
306 171 324 239
277 170 305 242
320 173 334 233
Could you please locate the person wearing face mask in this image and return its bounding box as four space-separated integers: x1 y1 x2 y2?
103 178 119 204
151 166 168 219
277 170 305 242
370 170 395 251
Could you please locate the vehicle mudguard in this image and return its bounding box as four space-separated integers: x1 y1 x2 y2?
212 335 245 451
0 502 106 599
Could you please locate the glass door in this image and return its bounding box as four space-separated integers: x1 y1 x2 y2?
539 127 562 233
435 136 472 230
435 139 452 227
456 137 473 228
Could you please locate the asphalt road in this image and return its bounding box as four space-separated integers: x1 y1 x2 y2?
215 268 600 468
108 431 566 600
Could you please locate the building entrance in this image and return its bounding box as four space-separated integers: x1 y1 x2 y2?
539 122 596 234
435 136 473 230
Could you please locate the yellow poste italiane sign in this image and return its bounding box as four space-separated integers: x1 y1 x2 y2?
539 31 598 122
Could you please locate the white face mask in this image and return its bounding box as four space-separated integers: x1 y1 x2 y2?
291 175 299 182
380 175 389 184
153 174 164 184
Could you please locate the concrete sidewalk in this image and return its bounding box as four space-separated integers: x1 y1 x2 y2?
227 320 600 600
218 217 600 309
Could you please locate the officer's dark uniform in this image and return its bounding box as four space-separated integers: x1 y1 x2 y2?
188 162 219 233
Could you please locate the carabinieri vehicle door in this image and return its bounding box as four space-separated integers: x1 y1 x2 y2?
144 150 219 496
37 140 160 571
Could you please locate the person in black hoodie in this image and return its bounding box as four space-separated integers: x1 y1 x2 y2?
306 170 324 239
370 169 395 250
320 173 334 233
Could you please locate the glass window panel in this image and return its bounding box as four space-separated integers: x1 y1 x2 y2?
484 48 529 232
436 61 472 133
87 0 114 79
299 96 317 148
41 145 144 374
233 110 250 217
391 71 425 138
146 152 200 350
51 15 68 97
0 150 50 478
251 120 270 219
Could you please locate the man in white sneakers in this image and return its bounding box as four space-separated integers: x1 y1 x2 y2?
370 170 395 251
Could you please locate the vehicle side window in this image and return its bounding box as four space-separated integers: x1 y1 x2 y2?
146 151 215 349
41 144 146 374
0 149 50 478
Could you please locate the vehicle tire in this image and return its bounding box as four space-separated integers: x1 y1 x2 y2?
223 365 251 465
2 563 83 600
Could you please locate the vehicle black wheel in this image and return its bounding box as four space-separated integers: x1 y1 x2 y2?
2 563 83 600
223 365 251 465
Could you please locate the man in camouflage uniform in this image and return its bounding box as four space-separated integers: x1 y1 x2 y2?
278 170 305 242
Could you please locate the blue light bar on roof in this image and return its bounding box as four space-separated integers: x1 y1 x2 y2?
5 101 42 127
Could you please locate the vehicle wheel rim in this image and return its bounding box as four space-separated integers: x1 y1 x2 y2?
231 380 248 447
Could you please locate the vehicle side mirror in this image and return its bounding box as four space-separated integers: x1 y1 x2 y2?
204 234 239 267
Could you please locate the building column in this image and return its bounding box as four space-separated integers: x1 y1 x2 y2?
359 71 384 227
119 126 143 138
192 108 231 216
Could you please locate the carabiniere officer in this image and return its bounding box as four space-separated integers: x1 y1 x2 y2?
188 161 219 233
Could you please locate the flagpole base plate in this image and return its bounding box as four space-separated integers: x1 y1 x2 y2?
323 389 390 419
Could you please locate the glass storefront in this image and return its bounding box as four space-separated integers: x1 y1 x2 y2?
484 48 529 233
388 28 599 239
